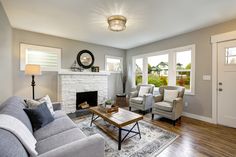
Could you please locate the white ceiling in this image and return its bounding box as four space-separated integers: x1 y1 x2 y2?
2 0 236 49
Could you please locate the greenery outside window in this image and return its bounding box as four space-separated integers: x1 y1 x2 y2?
132 45 195 95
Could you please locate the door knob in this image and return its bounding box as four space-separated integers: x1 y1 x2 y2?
219 88 223 91
219 82 222 85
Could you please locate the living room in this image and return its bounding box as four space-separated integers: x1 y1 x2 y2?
0 0 236 157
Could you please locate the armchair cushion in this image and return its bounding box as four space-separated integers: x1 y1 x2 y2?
130 97 143 104
154 101 173 112
138 86 150 97
164 89 178 102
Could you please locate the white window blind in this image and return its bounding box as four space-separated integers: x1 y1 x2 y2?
20 43 61 71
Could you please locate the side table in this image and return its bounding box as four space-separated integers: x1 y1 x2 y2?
116 94 127 107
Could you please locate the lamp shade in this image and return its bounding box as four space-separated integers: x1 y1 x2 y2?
25 64 41 75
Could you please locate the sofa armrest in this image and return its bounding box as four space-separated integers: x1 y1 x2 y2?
129 91 138 98
38 134 105 157
153 95 163 102
52 102 62 111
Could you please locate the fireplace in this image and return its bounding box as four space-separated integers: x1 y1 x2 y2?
76 91 98 110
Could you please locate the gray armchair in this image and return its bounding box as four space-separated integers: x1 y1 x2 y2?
129 84 155 113
152 86 185 125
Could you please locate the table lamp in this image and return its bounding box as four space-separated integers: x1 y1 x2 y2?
25 64 41 99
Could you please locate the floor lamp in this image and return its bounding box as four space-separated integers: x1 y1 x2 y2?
25 64 41 99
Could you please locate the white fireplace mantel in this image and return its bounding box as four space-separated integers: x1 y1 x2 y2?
58 69 110 76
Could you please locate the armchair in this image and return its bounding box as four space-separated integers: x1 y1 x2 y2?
152 86 185 126
129 84 155 113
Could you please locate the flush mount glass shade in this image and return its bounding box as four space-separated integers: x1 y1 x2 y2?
107 15 127 32
25 64 41 75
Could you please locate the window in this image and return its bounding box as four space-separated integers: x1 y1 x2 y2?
20 43 61 71
176 50 191 90
135 58 143 85
148 54 168 87
225 47 236 64
105 56 123 72
132 45 195 95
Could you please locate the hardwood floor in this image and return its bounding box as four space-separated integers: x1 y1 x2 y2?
143 113 236 157
73 110 236 157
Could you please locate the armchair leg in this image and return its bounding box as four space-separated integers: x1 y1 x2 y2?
173 120 176 126
152 114 154 120
129 107 131 111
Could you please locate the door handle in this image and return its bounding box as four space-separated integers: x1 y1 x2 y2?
219 82 222 85
219 88 223 91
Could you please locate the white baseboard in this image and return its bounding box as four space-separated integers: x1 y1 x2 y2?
182 112 215 124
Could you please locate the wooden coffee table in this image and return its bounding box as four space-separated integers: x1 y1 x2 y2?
89 106 143 150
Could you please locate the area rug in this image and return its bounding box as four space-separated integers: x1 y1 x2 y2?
75 117 179 157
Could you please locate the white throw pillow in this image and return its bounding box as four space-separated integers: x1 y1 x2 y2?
138 86 150 97
25 95 55 116
38 95 55 115
164 89 178 102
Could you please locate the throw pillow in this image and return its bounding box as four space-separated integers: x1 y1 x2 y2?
25 95 55 115
38 95 55 115
138 86 150 97
24 102 54 131
24 99 41 108
164 89 179 102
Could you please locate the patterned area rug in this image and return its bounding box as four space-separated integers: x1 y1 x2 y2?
75 117 179 157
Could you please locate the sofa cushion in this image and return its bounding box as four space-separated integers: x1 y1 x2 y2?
0 96 33 133
36 128 86 154
53 110 67 119
130 97 143 104
24 102 54 131
154 101 173 112
34 116 77 141
0 129 28 157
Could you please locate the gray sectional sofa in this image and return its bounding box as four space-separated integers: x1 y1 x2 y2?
0 96 105 157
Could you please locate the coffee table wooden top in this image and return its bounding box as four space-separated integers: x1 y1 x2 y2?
89 106 143 128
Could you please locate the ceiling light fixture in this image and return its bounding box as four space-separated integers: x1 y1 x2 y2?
107 15 127 32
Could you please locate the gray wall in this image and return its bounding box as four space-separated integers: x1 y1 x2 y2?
12 29 125 101
0 3 12 103
126 19 236 118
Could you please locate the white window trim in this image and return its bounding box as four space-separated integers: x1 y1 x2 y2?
105 55 123 73
131 44 195 95
20 43 61 72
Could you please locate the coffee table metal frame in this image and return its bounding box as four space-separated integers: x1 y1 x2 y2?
89 108 142 150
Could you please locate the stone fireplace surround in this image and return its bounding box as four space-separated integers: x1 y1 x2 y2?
58 69 110 113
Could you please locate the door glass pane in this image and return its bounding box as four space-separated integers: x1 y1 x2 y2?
225 47 236 64
147 54 168 87
135 58 143 85
176 50 191 89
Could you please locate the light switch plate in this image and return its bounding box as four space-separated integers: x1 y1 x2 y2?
203 75 211 80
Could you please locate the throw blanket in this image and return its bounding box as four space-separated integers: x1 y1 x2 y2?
0 114 38 156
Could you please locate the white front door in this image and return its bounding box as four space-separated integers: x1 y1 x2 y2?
217 40 236 128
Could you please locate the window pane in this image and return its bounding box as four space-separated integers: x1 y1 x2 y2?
147 54 168 87
106 58 122 72
135 58 143 85
176 50 191 89
176 71 191 89
225 47 236 64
